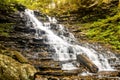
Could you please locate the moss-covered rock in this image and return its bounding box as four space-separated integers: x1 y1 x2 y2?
0 45 28 63
0 54 36 80
0 23 14 37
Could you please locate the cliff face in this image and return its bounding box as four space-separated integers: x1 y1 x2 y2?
0 4 37 80
0 1 120 79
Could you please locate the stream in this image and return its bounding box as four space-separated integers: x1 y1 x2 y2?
23 9 120 73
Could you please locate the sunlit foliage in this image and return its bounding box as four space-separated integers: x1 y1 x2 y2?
81 13 120 49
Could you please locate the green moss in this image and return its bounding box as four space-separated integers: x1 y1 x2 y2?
0 0 17 13
0 54 36 80
12 51 28 63
0 23 14 37
0 44 27 62
81 12 120 50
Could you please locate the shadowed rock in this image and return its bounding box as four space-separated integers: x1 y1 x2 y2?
34 71 78 77
15 4 26 11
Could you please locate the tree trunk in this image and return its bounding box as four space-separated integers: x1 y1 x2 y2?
77 54 99 73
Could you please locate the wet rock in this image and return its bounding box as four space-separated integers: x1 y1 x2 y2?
14 26 31 33
34 10 42 16
15 4 26 11
117 71 120 77
34 71 78 76
34 10 48 22
48 77 59 80
77 54 98 73
98 71 119 77
50 23 58 30
68 46 74 53
38 66 61 71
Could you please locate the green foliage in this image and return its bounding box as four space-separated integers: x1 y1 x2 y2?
0 0 16 5
0 23 14 37
0 0 17 13
82 13 120 49
16 0 51 13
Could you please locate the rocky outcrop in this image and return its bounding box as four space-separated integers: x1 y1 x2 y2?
0 54 36 80
0 5 120 80
0 45 36 80
0 48 28 63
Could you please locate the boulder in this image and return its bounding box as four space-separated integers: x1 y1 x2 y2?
0 47 28 63
11 51 28 63
77 54 98 73
0 54 36 80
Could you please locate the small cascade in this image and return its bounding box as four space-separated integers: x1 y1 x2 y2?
24 9 119 72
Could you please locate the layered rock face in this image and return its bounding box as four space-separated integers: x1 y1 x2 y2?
0 8 120 80
0 8 38 79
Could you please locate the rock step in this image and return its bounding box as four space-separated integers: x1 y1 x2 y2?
29 43 49 47
35 75 120 80
34 71 120 80
39 57 53 61
116 67 120 70
35 71 78 76
96 71 119 77
38 61 60 68
93 77 120 80
111 64 120 70
38 66 61 71
29 58 58 63
31 59 61 71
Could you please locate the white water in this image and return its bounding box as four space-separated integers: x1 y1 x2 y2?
24 9 118 71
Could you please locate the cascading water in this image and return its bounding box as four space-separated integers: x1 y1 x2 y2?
24 9 119 71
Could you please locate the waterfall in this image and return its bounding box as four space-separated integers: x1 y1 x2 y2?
24 9 119 71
